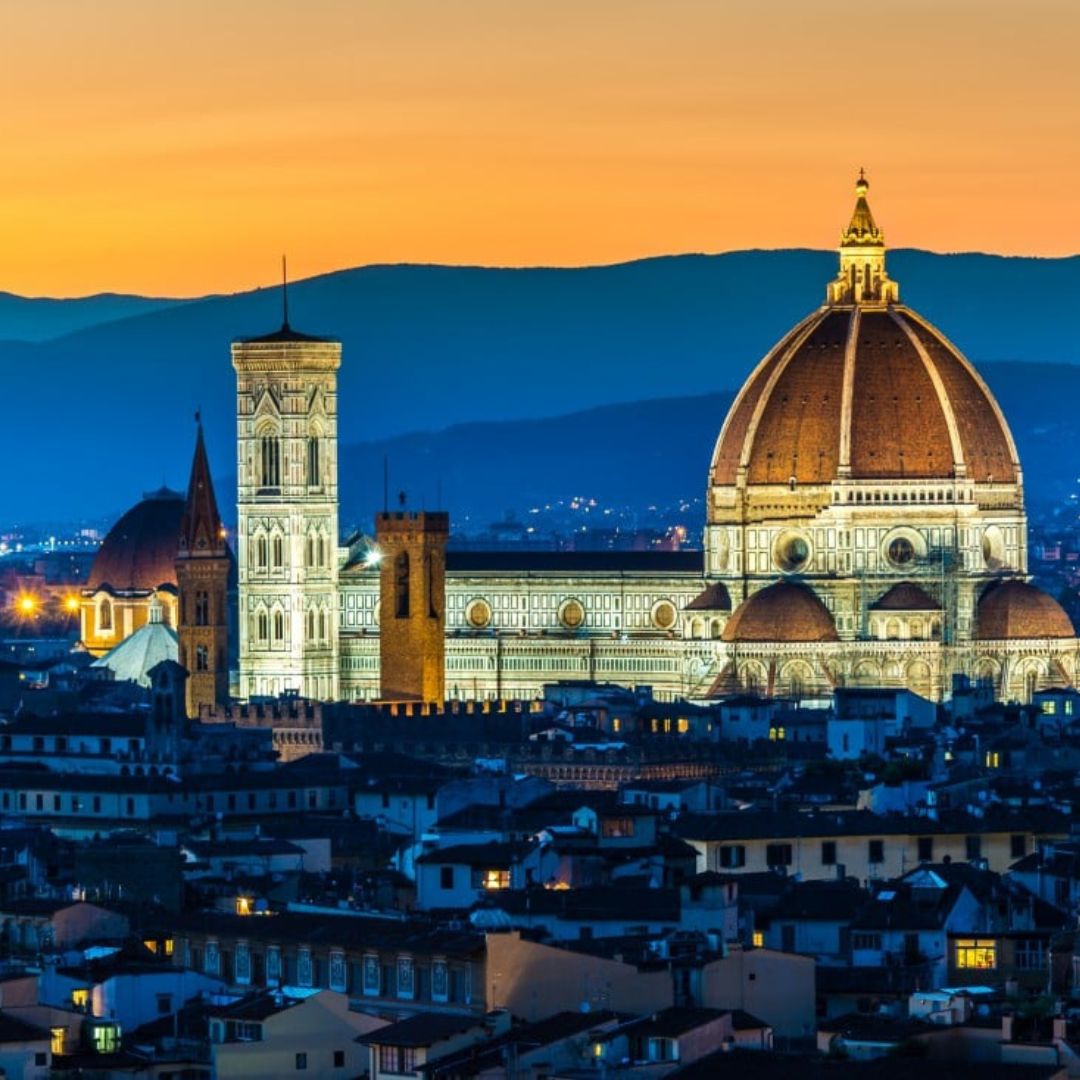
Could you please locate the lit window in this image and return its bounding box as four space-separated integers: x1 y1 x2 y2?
1043 701 1057 715
71 988 89 1010
985 750 1001 769
752 931 764 948
164 938 174 957
677 718 689 734
954 938 997 969
51 1027 66 1054
480 869 510 890
235 896 252 916
143 939 157 953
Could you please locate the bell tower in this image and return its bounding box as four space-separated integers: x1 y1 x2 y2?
176 419 230 717
376 509 449 703
232 291 341 702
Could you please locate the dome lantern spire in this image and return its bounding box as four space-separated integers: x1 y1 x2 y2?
826 170 899 306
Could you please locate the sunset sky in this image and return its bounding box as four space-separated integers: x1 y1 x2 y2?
1 0 1077 297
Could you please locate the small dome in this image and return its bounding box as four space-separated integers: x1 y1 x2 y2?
870 583 940 611
88 488 185 593
685 583 732 612
976 580 1075 640
722 582 838 643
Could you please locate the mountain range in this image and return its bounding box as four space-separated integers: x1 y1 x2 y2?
2 249 1079 525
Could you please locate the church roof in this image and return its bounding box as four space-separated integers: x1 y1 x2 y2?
178 421 227 558
87 488 185 593
722 581 839 643
91 619 179 688
684 582 733 611
870 583 940 611
237 322 330 344
976 580 1075 640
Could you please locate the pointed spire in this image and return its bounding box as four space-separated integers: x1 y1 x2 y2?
281 254 290 332
826 170 899 306
178 416 227 557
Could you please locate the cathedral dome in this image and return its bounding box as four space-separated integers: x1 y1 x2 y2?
709 176 1020 494
976 580 1074 640
722 581 838 643
88 487 185 593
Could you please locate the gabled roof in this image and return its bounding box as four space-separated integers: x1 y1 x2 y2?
357 1011 483 1048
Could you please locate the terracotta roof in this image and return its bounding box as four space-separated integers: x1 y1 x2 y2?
722 581 838 643
976 580 1075 640
684 582 732 611
870 582 940 611
710 306 1019 488
87 489 184 592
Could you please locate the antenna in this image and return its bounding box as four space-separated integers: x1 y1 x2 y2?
281 255 290 330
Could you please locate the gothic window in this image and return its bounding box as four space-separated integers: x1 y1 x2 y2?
98 599 112 633
306 609 315 642
272 534 284 569
395 552 410 618
307 437 320 487
273 610 285 643
319 608 327 642
257 610 269 643
259 434 281 488
256 536 269 570
306 534 315 568
195 645 209 672
195 590 209 626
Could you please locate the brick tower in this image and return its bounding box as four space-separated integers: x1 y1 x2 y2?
176 419 230 717
376 510 449 703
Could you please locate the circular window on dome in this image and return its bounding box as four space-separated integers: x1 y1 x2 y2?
651 600 677 630
465 598 492 629
982 526 1005 571
774 532 811 573
559 599 585 630
887 536 916 568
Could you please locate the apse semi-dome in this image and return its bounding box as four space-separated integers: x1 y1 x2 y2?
709 176 1020 493
976 580 1075 641
88 487 185 592
722 581 838 643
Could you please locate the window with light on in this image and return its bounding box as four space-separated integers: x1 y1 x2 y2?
955 939 997 969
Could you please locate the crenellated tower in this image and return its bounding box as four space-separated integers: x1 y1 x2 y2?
232 305 341 702
176 419 230 717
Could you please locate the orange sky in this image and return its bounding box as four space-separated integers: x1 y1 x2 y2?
1 0 1076 297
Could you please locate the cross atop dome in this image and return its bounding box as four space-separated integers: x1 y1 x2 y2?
826 170 899 306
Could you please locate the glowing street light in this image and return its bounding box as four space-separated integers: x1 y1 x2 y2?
16 595 37 617
64 596 80 614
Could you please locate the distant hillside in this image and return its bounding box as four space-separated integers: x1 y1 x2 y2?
2 249 1079 520
332 360 1080 531
0 291 186 343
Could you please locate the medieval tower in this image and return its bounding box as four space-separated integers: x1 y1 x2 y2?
175 421 230 717
233 310 341 702
376 510 449 703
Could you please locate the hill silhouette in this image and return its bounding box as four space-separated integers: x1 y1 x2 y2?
2 249 1078 522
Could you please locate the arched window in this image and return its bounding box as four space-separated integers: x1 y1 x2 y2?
319 609 327 642
256 535 269 569
307 437 320 487
306 609 315 641
306 534 315 568
256 610 269 642
272 534 284 569
98 598 113 633
273 610 285 643
395 552 410 618
195 590 209 627
259 433 281 488
317 534 327 568
195 645 209 672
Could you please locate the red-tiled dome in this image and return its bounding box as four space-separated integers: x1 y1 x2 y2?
709 306 1019 490
976 580 1075 640
870 583 940 611
88 488 184 593
722 581 838 643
